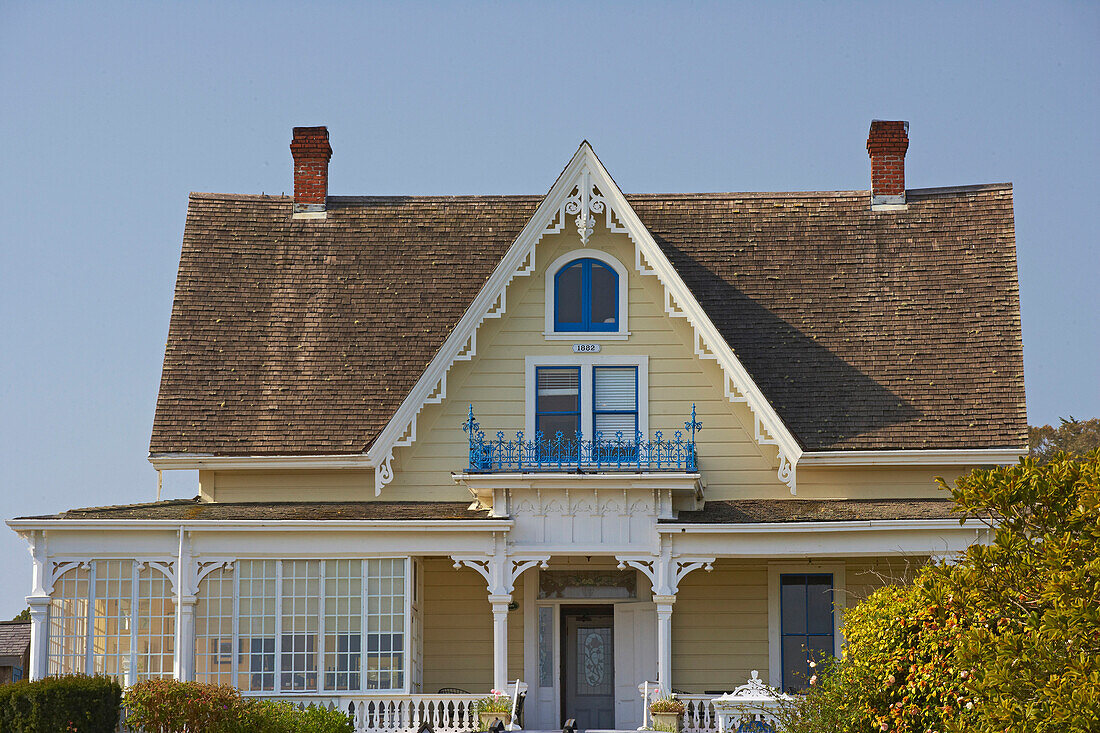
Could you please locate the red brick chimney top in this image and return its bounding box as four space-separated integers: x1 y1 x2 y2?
866 120 909 209
291 126 332 216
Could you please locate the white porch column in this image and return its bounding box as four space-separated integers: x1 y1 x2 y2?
174 529 195 681
26 596 50 680
176 597 196 681
654 595 675 694
490 594 511 691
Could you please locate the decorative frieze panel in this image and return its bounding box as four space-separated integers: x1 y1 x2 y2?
507 487 661 550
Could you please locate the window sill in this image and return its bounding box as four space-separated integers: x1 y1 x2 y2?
542 332 631 341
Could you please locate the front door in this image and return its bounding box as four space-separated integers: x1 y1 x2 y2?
562 606 615 731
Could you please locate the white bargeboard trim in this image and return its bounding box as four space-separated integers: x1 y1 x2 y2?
365 142 803 495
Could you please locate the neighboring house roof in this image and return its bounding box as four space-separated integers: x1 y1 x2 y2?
20 499 490 521
666 498 959 523
0 622 30 657
150 184 1025 457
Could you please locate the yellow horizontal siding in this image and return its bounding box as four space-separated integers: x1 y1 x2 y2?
672 561 770 691
388 228 782 500
420 557 523 693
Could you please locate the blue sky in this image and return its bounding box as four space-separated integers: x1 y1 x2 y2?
1 1 1097 617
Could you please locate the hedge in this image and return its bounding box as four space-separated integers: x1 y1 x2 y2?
0 675 121 733
123 680 354 733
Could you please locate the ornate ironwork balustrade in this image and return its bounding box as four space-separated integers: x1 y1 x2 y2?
463 405 701 473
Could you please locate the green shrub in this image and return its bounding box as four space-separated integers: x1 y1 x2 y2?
122 680 353 733
244 700 354 733
0 675 121 733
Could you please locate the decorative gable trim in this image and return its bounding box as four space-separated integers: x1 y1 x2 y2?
367 143 804 494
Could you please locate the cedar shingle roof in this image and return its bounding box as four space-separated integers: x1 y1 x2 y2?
666 498 959 524
22 500 490 521
150 185 1025 456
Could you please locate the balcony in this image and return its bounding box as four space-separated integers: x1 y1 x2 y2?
462 405 701 473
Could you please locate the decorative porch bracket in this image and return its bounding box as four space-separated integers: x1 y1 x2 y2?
451 548 549 690
616 546 714 694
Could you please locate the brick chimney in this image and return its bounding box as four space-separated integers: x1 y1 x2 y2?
290 126 332 218
866 120 909 210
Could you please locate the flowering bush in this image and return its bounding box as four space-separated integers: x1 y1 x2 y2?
476 689 513 713
649 694 685 714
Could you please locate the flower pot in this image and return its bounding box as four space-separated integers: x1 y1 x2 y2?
651 711 683 733
479 710 509 730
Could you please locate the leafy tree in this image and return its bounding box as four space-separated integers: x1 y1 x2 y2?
778 450 1100 733
10 608 29 622
932 449 1100 732
1029 416 1100 463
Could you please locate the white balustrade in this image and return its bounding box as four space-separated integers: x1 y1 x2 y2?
677 695 720 732
119 693 483 733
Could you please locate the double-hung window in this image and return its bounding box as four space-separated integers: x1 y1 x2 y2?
779 573 835 692
529 358 646 449
535 367 581 441
593 366 638 439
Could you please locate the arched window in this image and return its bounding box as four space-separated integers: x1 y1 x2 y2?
554 258 619 332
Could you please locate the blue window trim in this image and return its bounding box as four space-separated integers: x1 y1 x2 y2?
554 258 619 332
534 366 581 439
592 365 639 439
779 573 835 692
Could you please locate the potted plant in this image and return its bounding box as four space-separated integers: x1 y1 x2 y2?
477 689 513 731
649 694 686 733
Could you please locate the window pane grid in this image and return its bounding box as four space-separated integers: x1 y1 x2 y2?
280 560 320 691
325 560 362 691
238 560 276 691
136 567 175 680
48 567 89 675
365 558 405 690
91 560 131 680
195 567 234 685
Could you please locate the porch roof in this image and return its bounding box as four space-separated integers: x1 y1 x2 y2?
664 498 959 523
16 499 491 522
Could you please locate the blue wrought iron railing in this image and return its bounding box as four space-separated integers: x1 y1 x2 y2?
463 404 702 473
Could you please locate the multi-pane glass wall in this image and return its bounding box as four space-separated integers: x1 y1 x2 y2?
195 558 407 693
195 566 234 685
47 556 408 692
47 561 175 681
